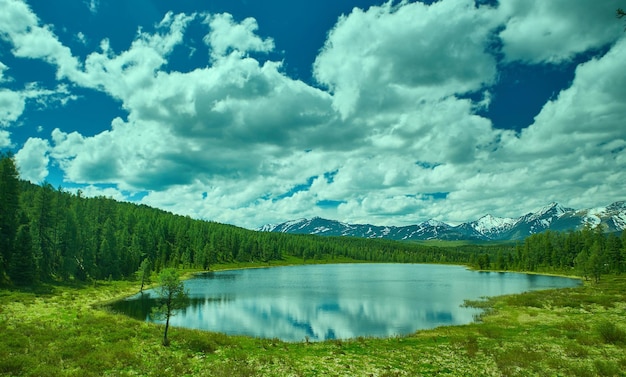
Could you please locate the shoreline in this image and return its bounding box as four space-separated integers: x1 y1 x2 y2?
2 261 624 376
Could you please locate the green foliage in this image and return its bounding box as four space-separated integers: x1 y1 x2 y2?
151 268 189 346
136 258 151 292
2 273 626 376
0 154 20 279
1 154 510 286
8 224 36 285
1 154 624 289
464 335 479 358
596 320 626 345
492 345 543 375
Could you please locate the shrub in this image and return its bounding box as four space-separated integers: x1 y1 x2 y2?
564 342 589 358
594 360 621 377
493 346 542 375
576 332 599 346
186 335 217 354
478 324 505 339
465 335 479 358
596 320 626 345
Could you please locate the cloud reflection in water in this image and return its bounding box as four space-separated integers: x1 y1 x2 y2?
112 264 580 342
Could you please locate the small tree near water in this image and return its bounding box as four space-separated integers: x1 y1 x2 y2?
151 268 189 346
136 258 151 293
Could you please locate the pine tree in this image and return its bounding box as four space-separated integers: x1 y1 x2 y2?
0 154 20 276
575 249 591 281
30 184 55 280
9 223 36 285
588 241 605 283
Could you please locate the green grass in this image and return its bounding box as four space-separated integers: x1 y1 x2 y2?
1 265 626 376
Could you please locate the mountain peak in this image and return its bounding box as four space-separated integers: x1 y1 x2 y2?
472 214 516 234
421 219 449 227
260 200 625 241
535 202 567 217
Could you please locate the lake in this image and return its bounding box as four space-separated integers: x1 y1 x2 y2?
110 264 581 342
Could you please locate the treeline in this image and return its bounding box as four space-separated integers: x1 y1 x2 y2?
470 227 626 282
0 155 479 286
2 154 625 286
509 228 624 281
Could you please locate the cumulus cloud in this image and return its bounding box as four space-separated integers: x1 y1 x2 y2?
2 0 625 229
0 61 9 83
493 36 626 210
0 0 79 79
204 13 274 60
15 137 50 182
499 0 623 63
0 89 25 126
72 12 196 101
0 130 12 148
51 44 335 191
0 83 77 127
314 0 500 118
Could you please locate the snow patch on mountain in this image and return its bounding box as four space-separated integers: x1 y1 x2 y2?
259 200 626 241
472 214 516 234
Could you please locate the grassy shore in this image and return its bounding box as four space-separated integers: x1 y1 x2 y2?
1 262 625 376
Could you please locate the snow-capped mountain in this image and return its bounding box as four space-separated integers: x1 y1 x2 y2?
259 201 626 241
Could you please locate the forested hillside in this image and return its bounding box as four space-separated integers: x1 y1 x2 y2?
1 154 625 286
0 154 478 285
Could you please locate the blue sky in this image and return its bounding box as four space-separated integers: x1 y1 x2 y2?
1 0 625 229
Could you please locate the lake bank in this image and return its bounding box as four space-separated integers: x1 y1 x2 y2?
111 263 581 342
1 261 625 376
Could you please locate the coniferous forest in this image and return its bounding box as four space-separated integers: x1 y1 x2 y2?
1 154 625 287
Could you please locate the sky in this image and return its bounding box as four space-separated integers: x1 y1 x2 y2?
1 0 625 229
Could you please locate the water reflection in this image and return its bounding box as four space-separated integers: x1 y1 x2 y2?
110 264 580 342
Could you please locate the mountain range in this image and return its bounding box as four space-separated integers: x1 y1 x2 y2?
259 201 626 241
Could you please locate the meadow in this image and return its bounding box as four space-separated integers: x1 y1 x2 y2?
1 260 625 376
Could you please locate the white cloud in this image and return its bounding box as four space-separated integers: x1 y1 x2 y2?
492 36 626 210
3 0 624 230
0 0 79 79
76 185 128 201
0 83 77 127
0 130 12 148
76 31 87 45
313 0 500 118
0 89 25 126
85 0 99 14
47 12 335 195
36 3 523 227
0 61 9 83
499 0 623 63
204 13 274 60
22 82 78 108
15 137 50 182
74 12 196 101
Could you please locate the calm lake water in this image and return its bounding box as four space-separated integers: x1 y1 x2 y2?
110 264 581 342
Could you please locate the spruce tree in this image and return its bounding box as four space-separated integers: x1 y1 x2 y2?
9 224 36 285
0 155 20 276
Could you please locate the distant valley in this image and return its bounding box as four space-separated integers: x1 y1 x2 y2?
259 201 626 241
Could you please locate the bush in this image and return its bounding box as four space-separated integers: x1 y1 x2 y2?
478 324 505 339
186 335 217 354
493 346 542 375
596 320 626 345
594 360 622 377
564 342 589 358
465 335 479 358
